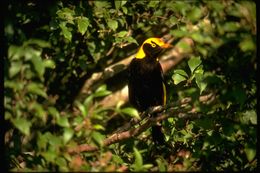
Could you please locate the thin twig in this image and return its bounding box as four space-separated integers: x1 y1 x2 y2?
67 93 212 153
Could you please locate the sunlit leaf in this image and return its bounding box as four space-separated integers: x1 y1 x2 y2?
56 7 75 24
31 54 45 77
8 45 24 60
12 117 31 136
156 158 167 172
122 6 128 14
57 116 70 127
239 37 256 52
56 157 68 171
93 124 105 131
117 31 128 37
59 23 72 41
245 145 256 162
132 147 143 171
222 22 240 32
107 19 118 31
188 56 202 74
24 39 51 48
93 85 111 97
195 73 207 94
48 107 60 119
63 127 74 144
28 102 46 121
9 61 22 78
172 69 188 85
187 7 202 22
92 131 105 147
26 82 47 98
148 1 159 8
75 101 87 117
37 133 48 150
43 59 55 69
114 1 121 10
42 151 56 163
120 107 140 120
46 133 62 147
77 17 89 35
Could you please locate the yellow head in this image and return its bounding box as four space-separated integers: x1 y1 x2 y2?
135 38 170 59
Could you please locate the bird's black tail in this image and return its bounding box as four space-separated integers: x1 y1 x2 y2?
151 125 165 145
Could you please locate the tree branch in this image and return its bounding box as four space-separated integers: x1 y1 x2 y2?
68 93 214 154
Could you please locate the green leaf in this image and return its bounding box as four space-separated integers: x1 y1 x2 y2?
148 1 159 8
190 32 205 43
93 124 105 131
59 23 72 41
175 69 189 78
245 146 256 162
187 7 202 22
9 61 22 78
48 107 60 119
56 157 68 171
239 37 256 52
5 81 24 91
175 40 192 53
31 54 45 77
77 17 89 35
142 164 153 170
125 36 138 45
56 7 75 24
8 45 27 61
156 158 167 172
222 22 240 32
37 133 48 150
188 56 202 74
92 131 105 147
42 151 56 163
28 102 46 121
83 95 93 115
114 1 127 9
170 29 187 38
43 59 55 69
132 147 143 171
172 69 188 85
122 6 128 14
114 1 121 10
24 39 51 48
46 133 62 147
117 31 128 37
107 19 118 31
26 83 47 98
112 155 124 164
57 116 70 127
195 73 207 94
241 110 257 125
93 85 111 97
12 118 31 136
172 74 187 85
120 107 140 120
63 127 74 144
75 101 87 117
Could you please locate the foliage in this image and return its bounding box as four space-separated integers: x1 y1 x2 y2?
4 0 256 171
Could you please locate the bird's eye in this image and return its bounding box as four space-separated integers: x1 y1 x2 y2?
151 43 156 47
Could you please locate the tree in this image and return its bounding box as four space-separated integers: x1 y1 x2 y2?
4 0 256 171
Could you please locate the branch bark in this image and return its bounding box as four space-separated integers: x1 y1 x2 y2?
68 93 213 154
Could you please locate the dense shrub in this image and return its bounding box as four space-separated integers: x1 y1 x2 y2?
4 0 256 171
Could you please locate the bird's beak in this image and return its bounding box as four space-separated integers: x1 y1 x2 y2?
160 37 173 48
